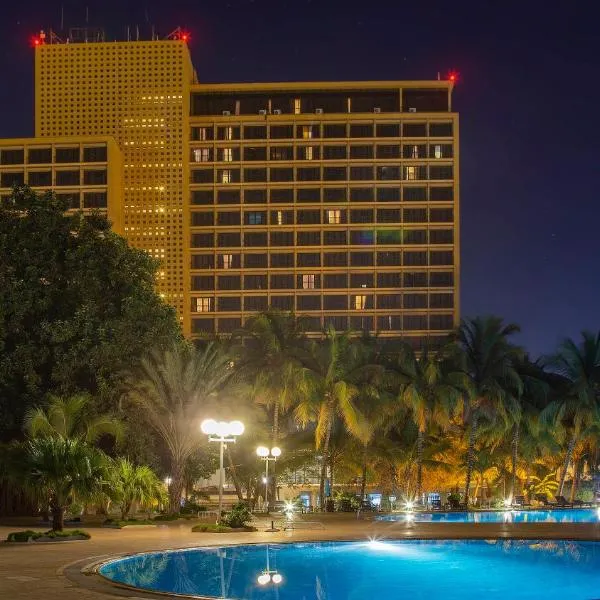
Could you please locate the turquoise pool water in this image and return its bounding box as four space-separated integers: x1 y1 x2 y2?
99 540 600 599
377 508 600 523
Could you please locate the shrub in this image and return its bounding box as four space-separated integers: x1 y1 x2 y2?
221 502 252 528
6 529 90 542
192 524 232 533
334 492 360 512
7 530 37 542
447 493 461 509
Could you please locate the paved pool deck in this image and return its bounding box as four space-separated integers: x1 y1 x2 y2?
2 514 600 599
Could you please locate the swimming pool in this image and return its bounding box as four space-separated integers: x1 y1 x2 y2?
99 540 600 599
377 508 600 523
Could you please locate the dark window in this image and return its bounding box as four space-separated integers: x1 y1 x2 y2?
324 315 348 330
430 186 454 201
270 209 293 224
83 169 107 185
429 165 454 180
244 125 267 139
350 145 373 159
377 251 401 266
376 144 401 159
405 230 427 244
377 166 401 180
404 250 428 266
270 167 294 182
192 318 215 334
192 169 214 183
271 296 294 310
297 231 321 245
404 208 427 223
28 148 52 164
270 274 294 289
297 295 321 310
350 209 374 224
404 272 428 287
324 296 348 311
297 252 321 267
28 171 52 186
324 230 347 245
297 167 321 181
244 189 267 204
244 168 267 183
244 211 266 225
403 187 427 201
192 275 215 290
377 209 400 223
350 251 374 266
376 123 400 137
324 274 347 289
302 316 322 331
270 253 294 268
297 188 320 203
350 230 374 245
297 209 320 224
56 170 79 186
350 187 374 202
351 316 374 331
270 125 294 139
377 316 402 331
323 166 347 181
217 189 241 204
377 230 401 244
82 192 107 208
245 274 268 289
429 122 454 137
403 123 427 137
270 231 294 246
323 188 346 202
430 271 454 286
323 124 347 138
191 126 214 141
430 293 454 309
404 293 428 309
218 297 241 311
430 314 454 330
350 273 374 287
430 208 454 223
217 126 240 140
218 275 241 290
192 212 214 226
243 146 267 161
324 251 347 266
323 145 347 160
270 146 294 161
377 294 402 309
55 147 79 163
349 124 373 137
244 232 268 247
192 190 214 205
376 187 401 202
83 146 107 162
218 318 242 333
245 296 268 311
430 229 454 244
350 166 374 180
217 211 241 226
192 233 214 248
244 254 268 268
217 232 241 247
403 88 449 112
270 189 294 203
192 254 214 269
405 315 428 330
377 273 401 287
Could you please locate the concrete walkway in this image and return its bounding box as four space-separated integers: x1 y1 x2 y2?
2 516 600 599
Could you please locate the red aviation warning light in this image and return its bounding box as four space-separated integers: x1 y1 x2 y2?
180 32 189 42
447 70 459 83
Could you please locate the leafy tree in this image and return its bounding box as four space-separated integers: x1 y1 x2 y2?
125 342 236 513
0 186 180 439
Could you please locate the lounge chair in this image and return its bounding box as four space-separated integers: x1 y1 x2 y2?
512 495 531 508
554 495 574 508
535 493 556 507
572 499 593 508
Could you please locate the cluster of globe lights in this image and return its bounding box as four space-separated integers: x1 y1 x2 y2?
257 572 283 585
256 446 282 458
200 419 245 437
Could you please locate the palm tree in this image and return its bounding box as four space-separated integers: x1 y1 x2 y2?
24 394 123 444
456 316 524 506
294 328 376 509
124 343 236 513
542 331 600 496
390 343 465 503
111 458 165 520
9 437 108 530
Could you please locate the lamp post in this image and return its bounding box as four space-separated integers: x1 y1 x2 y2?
201 419 245 523
256 446 281 512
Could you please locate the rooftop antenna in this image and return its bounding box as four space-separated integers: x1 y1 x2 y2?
85 6 89 24
127 25 130 42
60 5 64 31
437 72 440 81
136 25 139 41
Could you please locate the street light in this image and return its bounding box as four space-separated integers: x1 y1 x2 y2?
201 419 245 522
256 446 281 512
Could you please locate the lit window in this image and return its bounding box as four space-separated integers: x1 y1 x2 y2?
327 209 341 224
194 148 210 163
276 210 283 225
198 127 209 141
223 148 233 162
224 126 233 141
196 297 212 312
221 169 232 183
411 145 419 159
302 126 313 140
248 212 264 225
294 98 301 115
221 254 233 269
353 295 367 310
406 166 417 181
305 146 314 160
302 274 316 289
434 144 442 159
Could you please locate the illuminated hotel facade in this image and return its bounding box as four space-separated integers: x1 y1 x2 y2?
0 34 459 345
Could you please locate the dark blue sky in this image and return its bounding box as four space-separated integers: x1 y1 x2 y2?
0 0 598 358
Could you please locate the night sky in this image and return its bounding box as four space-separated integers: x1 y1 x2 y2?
0 0 598 358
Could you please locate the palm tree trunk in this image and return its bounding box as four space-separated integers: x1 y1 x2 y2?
510 424 520 501
169 461 185 514
51 505 65 532
569 459 580 502
416 428 424 504
225 447 244 501
558 434 577 496
270 399 280 506
359 445 368 500
463 416 478 507
318 416 333 511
